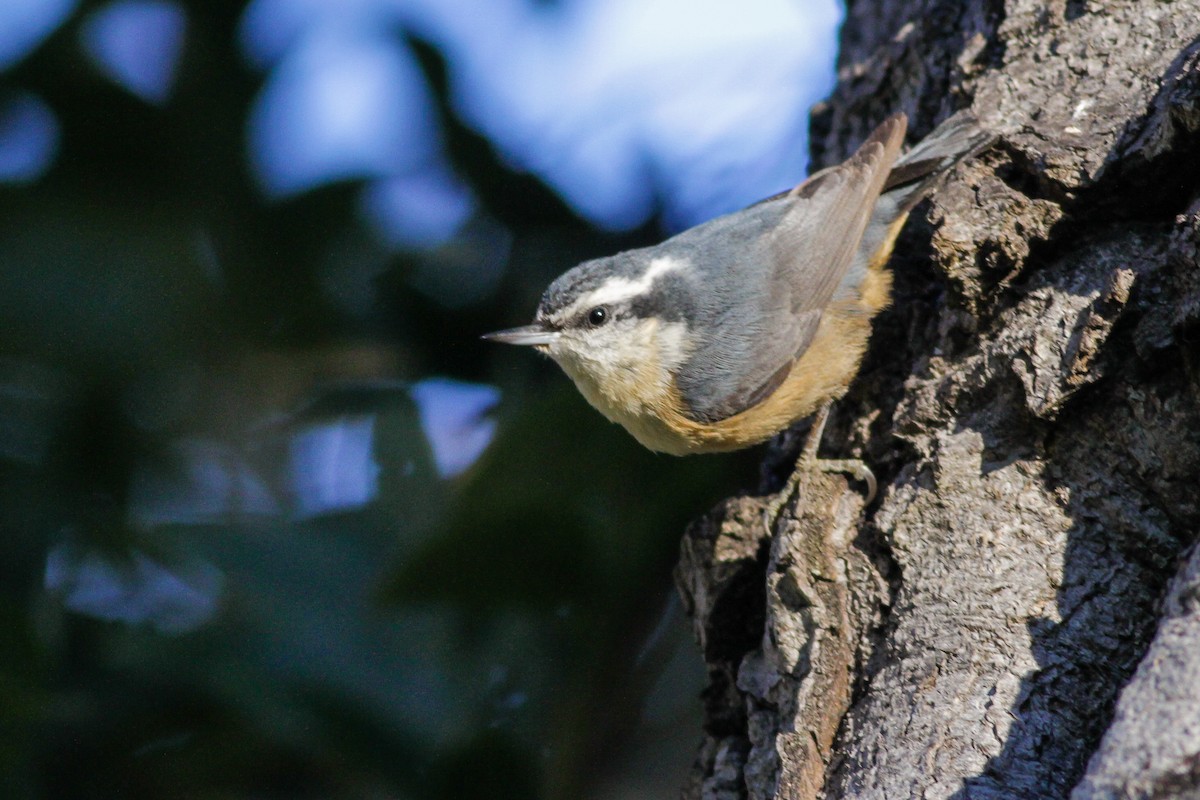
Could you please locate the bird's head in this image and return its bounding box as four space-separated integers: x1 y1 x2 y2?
484 252 696 413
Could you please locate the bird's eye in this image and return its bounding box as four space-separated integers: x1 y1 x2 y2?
587 306 609 327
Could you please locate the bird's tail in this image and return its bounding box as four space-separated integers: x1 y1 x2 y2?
844 111 994 310
883 111 995 214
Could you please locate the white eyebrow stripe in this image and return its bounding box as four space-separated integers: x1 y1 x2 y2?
561 256 688 319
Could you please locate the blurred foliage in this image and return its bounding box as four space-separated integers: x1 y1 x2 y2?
0 1 766 799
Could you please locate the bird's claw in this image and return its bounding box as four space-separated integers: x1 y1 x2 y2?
762 456 877 533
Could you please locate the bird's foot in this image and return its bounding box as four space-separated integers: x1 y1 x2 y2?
812 458 877 505
761 456 877 534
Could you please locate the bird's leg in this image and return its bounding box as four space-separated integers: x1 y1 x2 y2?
762 402 877 531
803 403 878 503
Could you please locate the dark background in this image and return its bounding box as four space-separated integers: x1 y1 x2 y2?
0 0 837 797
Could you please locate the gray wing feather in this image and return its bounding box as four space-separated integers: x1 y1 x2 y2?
674 115 907 423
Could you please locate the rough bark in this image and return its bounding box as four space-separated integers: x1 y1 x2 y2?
677 2 1200 798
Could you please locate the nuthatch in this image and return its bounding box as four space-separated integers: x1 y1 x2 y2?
485 112 991 506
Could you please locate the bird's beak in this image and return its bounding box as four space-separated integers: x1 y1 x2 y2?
481 324 560 347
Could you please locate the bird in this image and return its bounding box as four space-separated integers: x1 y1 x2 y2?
484 111 992 512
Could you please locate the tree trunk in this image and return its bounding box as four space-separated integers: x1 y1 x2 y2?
676 2 1200 797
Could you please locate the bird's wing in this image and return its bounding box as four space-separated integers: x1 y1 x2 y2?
675 114 907 424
